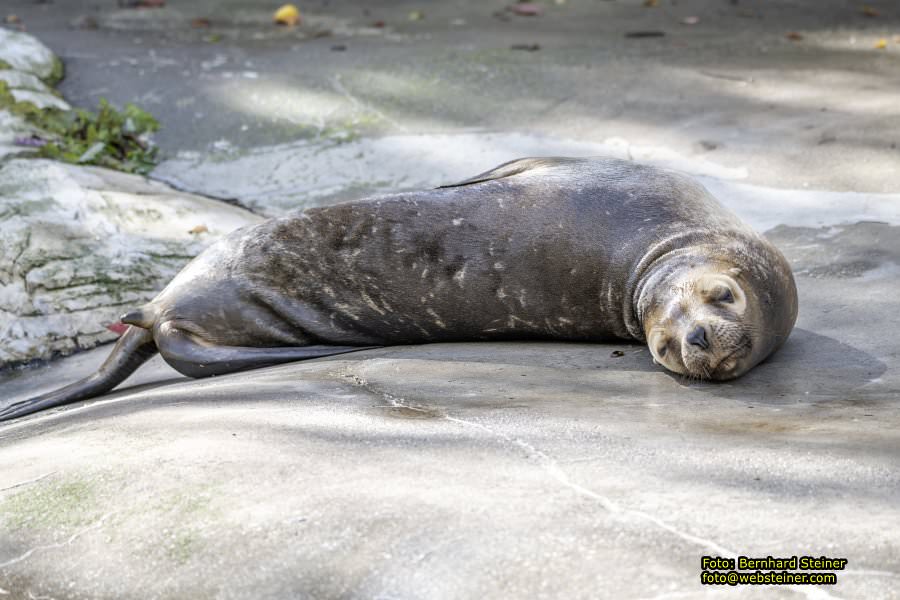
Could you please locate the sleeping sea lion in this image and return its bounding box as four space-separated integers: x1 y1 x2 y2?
0 157 798 422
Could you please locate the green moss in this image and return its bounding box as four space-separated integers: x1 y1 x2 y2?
0 59 12 70
45 55 65 86
166 530 200 565
0 79 64 121
320 113 383 144
1 477 97 531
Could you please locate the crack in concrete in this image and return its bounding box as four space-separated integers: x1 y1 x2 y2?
0 471 56 494
0 511 115 570
335 364 847 600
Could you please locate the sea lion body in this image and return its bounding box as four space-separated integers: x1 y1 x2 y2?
0 157 798 422
156 158 747 346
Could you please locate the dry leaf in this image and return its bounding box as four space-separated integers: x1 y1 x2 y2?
5 14 21 24
509 3 543 16
861 6 880 17
70 15 99 29
124 0 165 7
785 31 804 41
273 4 301 26
643 0 658 6
191 17 211 28
188 224 209 235
408 10 423 21
625 30 665 38
874 38 888 49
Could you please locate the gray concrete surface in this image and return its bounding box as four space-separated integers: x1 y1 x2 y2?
2 1 900 598
6 0 900 193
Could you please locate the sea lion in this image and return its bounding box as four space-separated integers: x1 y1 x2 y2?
0 157 798 422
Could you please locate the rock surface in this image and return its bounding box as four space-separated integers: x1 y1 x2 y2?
0 29 68 161
153 132 753 216
0 159 261 365
0 29 63 84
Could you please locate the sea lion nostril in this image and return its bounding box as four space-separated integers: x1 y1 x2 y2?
686 325 709 350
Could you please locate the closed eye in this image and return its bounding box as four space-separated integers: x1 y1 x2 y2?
712 287 734 304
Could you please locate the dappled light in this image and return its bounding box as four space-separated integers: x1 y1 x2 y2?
1 1 899 598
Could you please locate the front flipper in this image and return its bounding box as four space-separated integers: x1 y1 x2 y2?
156 324 378 378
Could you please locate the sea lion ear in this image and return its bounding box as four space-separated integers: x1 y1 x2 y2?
438 157 576 188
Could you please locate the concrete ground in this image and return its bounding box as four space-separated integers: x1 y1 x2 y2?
2 1 900 598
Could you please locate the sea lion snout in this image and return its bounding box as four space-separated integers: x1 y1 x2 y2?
644 265 759 380
685 325 709 350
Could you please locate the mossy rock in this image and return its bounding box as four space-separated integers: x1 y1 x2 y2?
0 29 61 84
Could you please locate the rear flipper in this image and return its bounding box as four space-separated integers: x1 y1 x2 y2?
156 323 378 378
0 326 158 422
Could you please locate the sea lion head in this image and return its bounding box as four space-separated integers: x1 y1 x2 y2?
641 243 798 380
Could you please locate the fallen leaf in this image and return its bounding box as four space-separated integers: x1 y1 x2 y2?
408 10 424 21
861 5 880 17
106 322 129 336
643 0 658 6
509 3 543 16
273 4 301 26
70 15 99 29
119 0 165 7
372 20 385 28
785 31 804 41
610 350 625 358
681 16 700 25
118 0 159 7
5 14 21 24
510 43 540 51
625 30 666 38
874 38 887 49
191 17 212 28
188 224 209 235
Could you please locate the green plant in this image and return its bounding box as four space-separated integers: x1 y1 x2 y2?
36 98 161 174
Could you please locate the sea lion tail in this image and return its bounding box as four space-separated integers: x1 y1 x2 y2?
0 326 158 423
